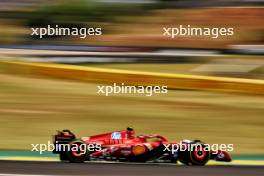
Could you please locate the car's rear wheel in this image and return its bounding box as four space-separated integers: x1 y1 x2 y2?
59 152 68 161
179 141 210 166
66 140 90 163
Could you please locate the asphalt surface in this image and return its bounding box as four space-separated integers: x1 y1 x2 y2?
0 160 263 176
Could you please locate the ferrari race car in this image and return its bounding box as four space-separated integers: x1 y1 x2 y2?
52 127 231 165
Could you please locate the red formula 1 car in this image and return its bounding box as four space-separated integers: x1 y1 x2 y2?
52 127 231 165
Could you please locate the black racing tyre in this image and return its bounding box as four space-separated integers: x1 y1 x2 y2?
59 152 68 161
179 142 210 166
66 140 90 163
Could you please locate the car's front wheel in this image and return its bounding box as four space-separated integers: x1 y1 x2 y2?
179 141 210 166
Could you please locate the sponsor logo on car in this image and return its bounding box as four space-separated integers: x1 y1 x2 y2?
111 132 122 139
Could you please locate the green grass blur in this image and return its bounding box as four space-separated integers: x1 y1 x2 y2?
0 72 263 154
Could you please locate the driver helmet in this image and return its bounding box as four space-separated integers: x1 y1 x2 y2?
126 127 135 139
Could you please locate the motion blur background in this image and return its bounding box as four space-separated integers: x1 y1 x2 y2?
0 0 263 157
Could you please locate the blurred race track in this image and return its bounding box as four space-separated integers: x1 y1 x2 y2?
0 160 264 176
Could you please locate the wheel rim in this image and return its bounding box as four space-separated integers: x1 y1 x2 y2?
71 142 86 157
193 148 206 160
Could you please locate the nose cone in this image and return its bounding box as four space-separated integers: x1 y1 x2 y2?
216 151 232 162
